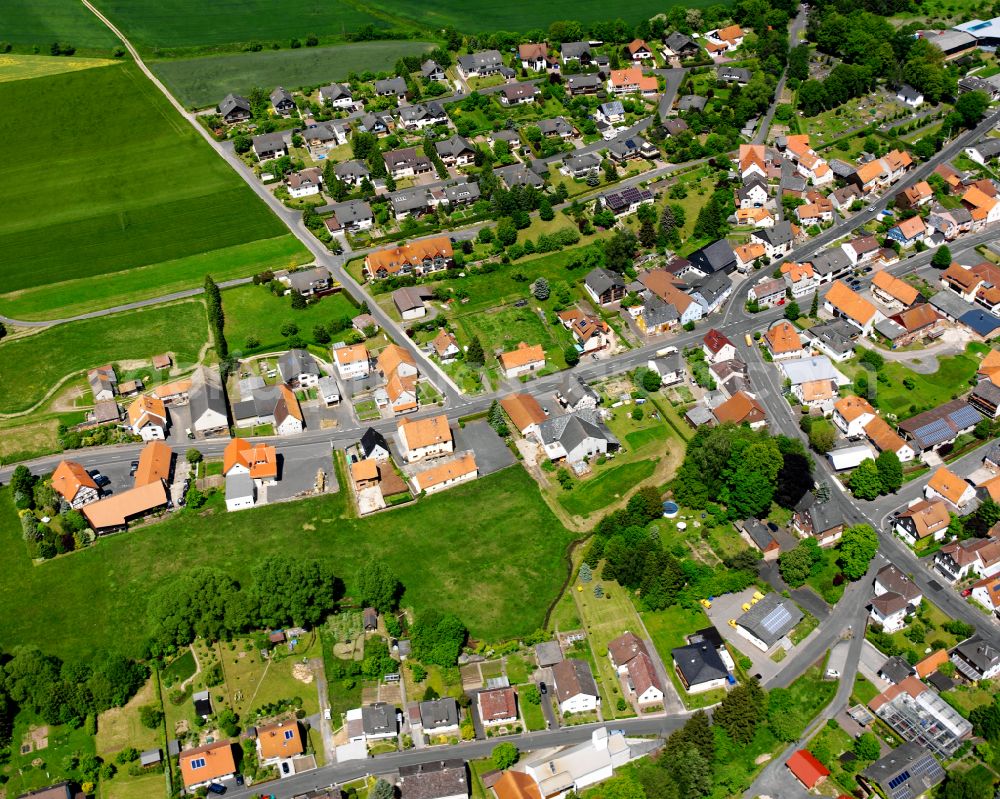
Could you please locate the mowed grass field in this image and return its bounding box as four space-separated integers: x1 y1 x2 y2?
91 0 389 52
0 467 576 660
0 62 291 295
0 0 120 51
0 300 207 414
154 41 437 108
223 283 359 352
0 236 309 322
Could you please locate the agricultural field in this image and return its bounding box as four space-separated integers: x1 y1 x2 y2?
0 300 207 415
0 62 295 310
154 41 438 108
363 0 720 33
0 467 576 661
2 236 309 323
0 0 121 52
0 53 119 83
91 0 391 54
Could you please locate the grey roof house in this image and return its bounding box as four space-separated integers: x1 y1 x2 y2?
270 86 296 114
218 93 251 123
735 593 802 651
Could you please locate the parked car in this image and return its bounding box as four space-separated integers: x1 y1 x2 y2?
539 682 547 694
88 470 111 487
961 588 972 597
129 461 139 476
207 784 227 795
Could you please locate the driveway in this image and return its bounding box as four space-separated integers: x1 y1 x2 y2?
453 421 515 475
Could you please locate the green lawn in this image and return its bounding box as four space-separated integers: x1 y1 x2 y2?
852 674 879 705
0 300 207 414
453 304 575 372
777 665 838 739
558 459 657 517
520 693 546 730
1 236 309 322
805 550 845 605
427 246 596 315
161 649 197 687
0 0 121 52
0 467 576 660
223 283 360 352
843 345 982 419
0 63 289 300
154 41 437 107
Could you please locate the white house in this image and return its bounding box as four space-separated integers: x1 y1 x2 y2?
924 466 977 509
832 395 877 438
333 343 371 380
499 342 545 379
871 564 923 633
397 415 453 462
538 410 618 465
893 499 950 548
287 168 323 199
127 395 168 441
608 633 664 708
702 329 737 363
896 84 924 108
551 659 599 714
51 460 101 509
411 454 478 495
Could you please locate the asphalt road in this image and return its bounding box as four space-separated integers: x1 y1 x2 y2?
221 718 688 799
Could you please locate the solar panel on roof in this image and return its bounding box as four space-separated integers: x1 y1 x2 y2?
912 419 953 447
888 771 910 789
760 604 793 634
948 405 982 429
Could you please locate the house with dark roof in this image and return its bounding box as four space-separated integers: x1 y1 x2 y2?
360 428 391 462
584 268 626 305
737 519 779 559
418 697 461 735
538 409 619 464
792 492 845 547
361 702 398 739
688 239 737 275
561 41 592 63
664 31 700 59
277 349 320 388
398 760 469 799
270 86 295 115
717 66 751 84
398 102 448 130
671 641 729 693
218 93 251 124
375 77 408 99
861 742 944 799
457 50 506 78
677 94 706 112
422 60 446 80
897 398 982 451
435 135 475 167
951 635 1000 680
253 131 289 161
566 73 602 95
319 82 355 108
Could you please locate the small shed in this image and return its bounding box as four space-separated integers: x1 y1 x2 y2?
193 690 212 719
535 640 563 667
269 630 286 644
363 607 378 630
140 749 162 767
152 354 172 370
